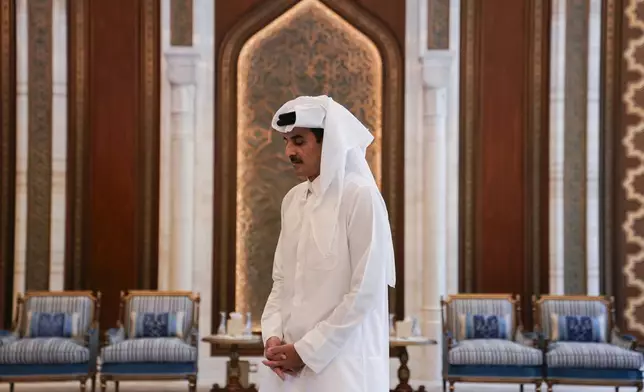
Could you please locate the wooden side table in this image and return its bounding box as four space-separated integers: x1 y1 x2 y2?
202 335 263 392
390 337 437 392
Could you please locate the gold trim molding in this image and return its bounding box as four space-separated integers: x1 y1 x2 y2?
138 0 160 289
66 0 88 290
0 0 16 328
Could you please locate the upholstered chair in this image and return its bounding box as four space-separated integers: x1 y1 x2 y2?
441 294 543 391
0 291 101 392
533 295 643 392
99 290 200 392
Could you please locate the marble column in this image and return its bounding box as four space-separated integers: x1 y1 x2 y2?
164 48 199 291
404 0 460 384
13 0 28 304
403 0 427 382
420 51 453 382
50 0 67 291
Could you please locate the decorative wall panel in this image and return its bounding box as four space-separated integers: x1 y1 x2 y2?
25 0 52 291
81 0 160 329
170 0 193 46
65 0 88 290
599 0 621 311
235 0 383 324
562 0 590 294
427 0 450 49
459 0 551 326
620 0 644 338
213 0 404 354
0 0 16 329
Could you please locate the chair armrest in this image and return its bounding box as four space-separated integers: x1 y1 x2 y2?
611 328 637 350
189 326 199 347
443 331 457 350
0 330 18 346
104 327 125 346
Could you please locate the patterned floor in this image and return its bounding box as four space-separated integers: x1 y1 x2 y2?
0 381 635 392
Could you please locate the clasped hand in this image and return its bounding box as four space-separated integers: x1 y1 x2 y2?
262 337 304 380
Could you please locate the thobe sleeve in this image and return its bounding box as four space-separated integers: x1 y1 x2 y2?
260 202 286 345
294 185 389 374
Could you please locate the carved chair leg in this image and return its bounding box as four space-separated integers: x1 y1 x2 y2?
547 383 553 392
637 381 643 392
535 382 541 392
100 377 107 392
449 380 455 391
91 375 96 392
9 383 14 392
80 378 87 392
115 380 120 392
188 375 197 392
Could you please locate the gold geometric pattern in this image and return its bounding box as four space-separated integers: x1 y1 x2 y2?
25 0 53 291
622 0 644 336
235 0 383 324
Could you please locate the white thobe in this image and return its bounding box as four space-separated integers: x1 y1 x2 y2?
260 173 391 392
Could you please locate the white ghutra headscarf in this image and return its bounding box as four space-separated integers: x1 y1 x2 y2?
271 95 396 287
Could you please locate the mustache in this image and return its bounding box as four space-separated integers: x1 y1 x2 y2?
289 155 303 164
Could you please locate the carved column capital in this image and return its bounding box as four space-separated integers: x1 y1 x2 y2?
421 50 454 89
165 48 200 86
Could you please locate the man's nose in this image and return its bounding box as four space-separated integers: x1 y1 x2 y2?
285 143 295 157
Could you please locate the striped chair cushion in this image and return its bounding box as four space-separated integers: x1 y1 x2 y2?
20 295 94 337
100 338 197 363
446 299 515 341
449 339 543 366
0 338 90 364
124 296 194 340
546 342 644 369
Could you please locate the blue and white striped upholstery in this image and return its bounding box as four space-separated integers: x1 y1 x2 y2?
0 333 18 347
124 295 194 341
0 337 90 364
538 299 608 342
446 298 516 341
19 295 94 338
546 342 644 369
449 339 542 366
101 338 197 363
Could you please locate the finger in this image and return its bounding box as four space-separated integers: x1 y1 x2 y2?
262 359 284 368
267 346 286 355
266 352 287 361
272 367 286 381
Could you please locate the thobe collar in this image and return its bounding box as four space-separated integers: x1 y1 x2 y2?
306 176 321 199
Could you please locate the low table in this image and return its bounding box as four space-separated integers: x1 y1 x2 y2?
203 334 437 392
390 337 437 392
202 335 263 392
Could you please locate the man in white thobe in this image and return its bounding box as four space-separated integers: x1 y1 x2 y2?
259 95 396 392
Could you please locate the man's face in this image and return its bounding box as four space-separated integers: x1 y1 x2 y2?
283 127 322 180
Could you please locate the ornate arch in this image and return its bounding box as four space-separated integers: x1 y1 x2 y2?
213 0 404 351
